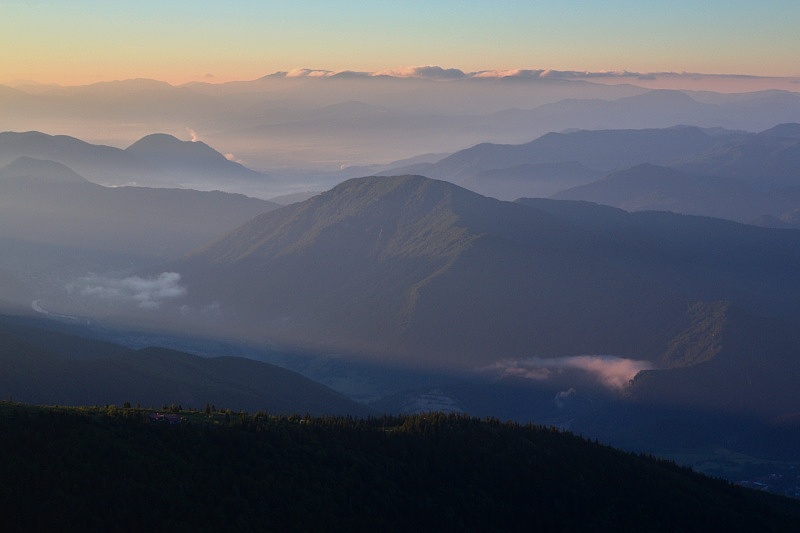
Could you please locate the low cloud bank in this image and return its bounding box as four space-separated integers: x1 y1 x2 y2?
68 272 186 309
265 66 662 81
375 65 467 79
258 67 800 89
554 387 577 408
286 68 336 78
485 355 655 390
374 66 638 80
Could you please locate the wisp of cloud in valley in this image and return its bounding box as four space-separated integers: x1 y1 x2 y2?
485 355 656 391
68 272 186 309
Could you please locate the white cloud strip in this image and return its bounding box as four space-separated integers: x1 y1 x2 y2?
485 355 655 390
68 272 186 309
267 66 651 81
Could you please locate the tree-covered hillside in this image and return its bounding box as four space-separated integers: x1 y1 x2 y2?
1 403 798 531
0 315 368 416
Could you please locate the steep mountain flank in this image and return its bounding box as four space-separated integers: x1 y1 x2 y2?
173 175 720 368
517 197 800 321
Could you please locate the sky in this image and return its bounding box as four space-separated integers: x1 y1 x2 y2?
1 1 799 86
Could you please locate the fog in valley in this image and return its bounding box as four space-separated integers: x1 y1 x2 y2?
3 67 800 500
5 70 800 198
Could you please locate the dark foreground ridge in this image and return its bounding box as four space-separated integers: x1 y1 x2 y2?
1 402 799 532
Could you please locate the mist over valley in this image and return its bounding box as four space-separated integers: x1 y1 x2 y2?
6 1 800 525
4 68 800 507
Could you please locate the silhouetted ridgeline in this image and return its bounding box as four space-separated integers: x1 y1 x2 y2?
1 403 799 531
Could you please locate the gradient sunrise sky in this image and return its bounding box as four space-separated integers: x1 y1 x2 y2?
1 0 798 86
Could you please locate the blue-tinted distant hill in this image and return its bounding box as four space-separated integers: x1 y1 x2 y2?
0 156 279 260
0 130 274 193
508 89 800 136
674 122 800 190
126 133 266 186
552 163 800 226
550 124 800 227
0 156 280 311
382 125 730 199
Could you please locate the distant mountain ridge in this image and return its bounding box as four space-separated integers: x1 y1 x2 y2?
673 122 800 191
125 133 261 180
380 122 800 226
0 156 90 184
549 124 800 226
0 130 271 193
0 156 280 312
7 74 800 174
382 125 728 199
0 156 279 261
551 163 800 224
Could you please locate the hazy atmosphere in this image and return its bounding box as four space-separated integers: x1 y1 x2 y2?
3 1 800 86
3 1 800 527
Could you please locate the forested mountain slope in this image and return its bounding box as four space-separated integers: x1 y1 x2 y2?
2 405 798 531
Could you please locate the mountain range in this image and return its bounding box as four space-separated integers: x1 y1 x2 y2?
0 120 800 490
9 123 800 233
551 163 800 226
382 125 733 199
550 124 800 226
2 160 800 490
6 74 800 175
0 130 272 194
143 175 800 425
377 122 800 229
4 72 800 505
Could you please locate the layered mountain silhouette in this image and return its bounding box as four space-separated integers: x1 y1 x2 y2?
7 75 800 173
0 155 90 184
382 126 728 199
549 124 800 226
674 123 800 190
551 163 800 226
125 133 261 184
507 90 800 136
0 131 148 181
0 131 270 192
0 156 278 260
381 122 800 226
461 161 602 199
0 156 279 311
